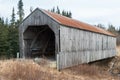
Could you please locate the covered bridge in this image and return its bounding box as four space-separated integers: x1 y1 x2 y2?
19 8 116 70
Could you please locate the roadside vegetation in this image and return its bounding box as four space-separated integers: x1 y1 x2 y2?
0 47 120 80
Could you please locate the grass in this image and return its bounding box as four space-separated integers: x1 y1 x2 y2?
0 59 48 80
0 59 77 80
65 64 110 78
0 46 120 80
0 59 120 80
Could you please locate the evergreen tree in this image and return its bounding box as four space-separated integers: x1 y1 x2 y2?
62 10 65 16
66 12 69 17
107 24 116 34
17 0 24 22
117 27 120 33
0 17 4 26
5 18 9 27
96 24 106 29
50 7 72 18
7 27 19 58
51 7 55 12
68 11 72 18
0 23 8 57
30 6 33 13
10 7 16 27
56 6 60 14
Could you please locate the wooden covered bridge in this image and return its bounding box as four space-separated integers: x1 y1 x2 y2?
19 8 116 70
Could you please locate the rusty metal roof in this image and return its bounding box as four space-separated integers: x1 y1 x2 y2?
42 9 115 37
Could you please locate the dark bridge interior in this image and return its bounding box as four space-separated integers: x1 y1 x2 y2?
24 25 55 59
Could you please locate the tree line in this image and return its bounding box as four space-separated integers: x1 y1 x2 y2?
49 6 72 18
0 0 24 58
0 0 119 59
95 24 120 45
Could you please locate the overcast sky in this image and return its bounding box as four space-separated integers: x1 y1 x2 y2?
0 0 120 28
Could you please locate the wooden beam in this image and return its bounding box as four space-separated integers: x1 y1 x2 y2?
42 34 52 55
30 27 48 49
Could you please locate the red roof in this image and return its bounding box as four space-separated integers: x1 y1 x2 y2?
42 9 115 37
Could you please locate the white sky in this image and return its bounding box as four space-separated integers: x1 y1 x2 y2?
0 0 120 28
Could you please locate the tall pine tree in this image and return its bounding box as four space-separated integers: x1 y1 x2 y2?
56 6 60 14
10 7 15 28
17 0 24 23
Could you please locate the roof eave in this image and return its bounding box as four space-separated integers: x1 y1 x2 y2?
60 24 116 37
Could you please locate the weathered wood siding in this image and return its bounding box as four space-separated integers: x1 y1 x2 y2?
58 25 116 69
19 9 60 58
19 8 116 70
